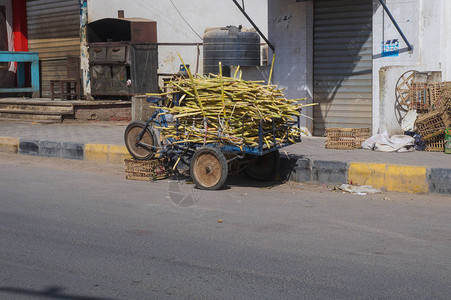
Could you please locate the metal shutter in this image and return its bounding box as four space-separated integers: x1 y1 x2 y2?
26 0 80 97
313 0 373 136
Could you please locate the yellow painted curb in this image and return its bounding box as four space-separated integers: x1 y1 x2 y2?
108 145 131 164
84 144 109 162
349 162 428 194
85 144 131 164
386 164 428 194
348 162 386 189
0 136 19 154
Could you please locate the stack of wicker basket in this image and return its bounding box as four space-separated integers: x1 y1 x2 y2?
411 81 451 152
125 158 168 181
325 128 370 150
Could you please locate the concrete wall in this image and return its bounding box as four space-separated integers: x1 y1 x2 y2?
372 0 420 134
373 0 451 134
267 0 313 135
267 0 451 136
88 0 267 75
132 95 154 122
443 0 451 80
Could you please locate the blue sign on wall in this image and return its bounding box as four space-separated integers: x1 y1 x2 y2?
381 39 399 57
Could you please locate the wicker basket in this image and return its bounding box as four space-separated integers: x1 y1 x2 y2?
125 158 168 181
415 109 451 140
426 133 445 152
428 82 443 110
442 83 451 110
325 128 370 150
409 82 430 112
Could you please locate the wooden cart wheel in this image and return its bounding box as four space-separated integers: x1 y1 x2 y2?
244 150 280 181
190 147 228 190
395 70 417 111
124 121 158 160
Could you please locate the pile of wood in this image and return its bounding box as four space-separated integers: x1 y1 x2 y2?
151 64 314 149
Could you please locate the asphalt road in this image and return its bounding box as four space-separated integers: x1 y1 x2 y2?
0 153 450 299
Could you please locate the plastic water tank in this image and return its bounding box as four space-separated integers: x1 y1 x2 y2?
203 26 260 76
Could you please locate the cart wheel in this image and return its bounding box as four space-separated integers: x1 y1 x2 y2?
190 147 228 190
124 121 158 160
244 150 280 181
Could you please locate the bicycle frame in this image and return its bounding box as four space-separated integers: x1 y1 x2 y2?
136 96 192 157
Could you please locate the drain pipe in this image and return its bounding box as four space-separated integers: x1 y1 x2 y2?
379 0 413 51
231 0 275 52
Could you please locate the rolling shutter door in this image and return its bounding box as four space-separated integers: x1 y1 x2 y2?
26 0 80 97
313 0 373 136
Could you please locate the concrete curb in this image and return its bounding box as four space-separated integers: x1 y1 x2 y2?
0 136 130 164
0 136 449 194
281 156 450 195
428 168 451 194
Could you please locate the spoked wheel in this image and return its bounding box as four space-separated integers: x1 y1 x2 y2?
395 70 417 111
124 121 158 160
190 147 228 190
244 150 280 181
394 70 418 126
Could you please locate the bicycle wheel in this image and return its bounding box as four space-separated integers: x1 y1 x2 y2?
244 150 280 181
190 147 228 190
124 121 158 160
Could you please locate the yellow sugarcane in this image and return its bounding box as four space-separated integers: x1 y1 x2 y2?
268 53 276 85
219 62 227 124
158 59 317 148
178 54 206 118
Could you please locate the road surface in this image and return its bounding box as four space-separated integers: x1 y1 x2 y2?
0 153 450 299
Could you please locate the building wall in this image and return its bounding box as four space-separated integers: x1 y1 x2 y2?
0 0 15 88
372 0 421 134
87 0 267 75
268 0 451 135
374 0 451 134
443 0 451 80
26 0 81 98
268 0 313 134
0 3 10 87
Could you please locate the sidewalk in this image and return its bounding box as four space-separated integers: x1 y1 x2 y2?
0 120 450 194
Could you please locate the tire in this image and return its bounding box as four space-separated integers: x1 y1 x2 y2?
190 147 228 190
244 150 280 181
124 121 158 160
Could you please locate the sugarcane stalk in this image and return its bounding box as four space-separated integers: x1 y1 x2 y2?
155 59 317 148
178 54 206 118
268 53 276 85
218 62 227 126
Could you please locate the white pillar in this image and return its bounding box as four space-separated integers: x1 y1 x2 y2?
80 0 92 99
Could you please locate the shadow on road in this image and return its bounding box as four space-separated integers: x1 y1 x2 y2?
0 286 116 300
225 154 302 189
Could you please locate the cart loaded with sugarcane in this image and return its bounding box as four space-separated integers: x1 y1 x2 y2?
124 59 315 190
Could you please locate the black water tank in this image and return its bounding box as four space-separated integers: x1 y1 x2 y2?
203 26 260 76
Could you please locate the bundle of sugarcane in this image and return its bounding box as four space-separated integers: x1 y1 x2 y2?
150 61 315 148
